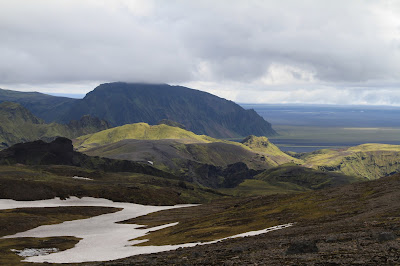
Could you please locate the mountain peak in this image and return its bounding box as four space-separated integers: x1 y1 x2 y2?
64 82 277 138
241 135 271 148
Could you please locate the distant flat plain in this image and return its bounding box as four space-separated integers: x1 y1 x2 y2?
240 104 400 152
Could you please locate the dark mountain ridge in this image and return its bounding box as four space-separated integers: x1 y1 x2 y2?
61 82 277 138
0 83 276 138
0 88 77 122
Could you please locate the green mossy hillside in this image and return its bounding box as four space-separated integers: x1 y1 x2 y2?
301 143 400 179
241 135 301 165
0 102 109 149
76 123 298 169
255 165 362 190
75 123 217 151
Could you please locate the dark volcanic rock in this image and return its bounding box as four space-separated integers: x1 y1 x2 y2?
186 161 261 188
377 232 397 242
285 240 319 255
0 137 74 165
0 138 177 180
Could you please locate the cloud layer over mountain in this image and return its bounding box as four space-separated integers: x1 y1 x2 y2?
1 0 400 104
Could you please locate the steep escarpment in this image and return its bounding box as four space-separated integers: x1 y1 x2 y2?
60 82 276 138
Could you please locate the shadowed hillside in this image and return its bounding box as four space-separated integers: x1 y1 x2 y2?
0 88 77 122
60 82 277 138
0 102 110 149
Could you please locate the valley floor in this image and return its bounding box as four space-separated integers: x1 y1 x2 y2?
268 125 400 152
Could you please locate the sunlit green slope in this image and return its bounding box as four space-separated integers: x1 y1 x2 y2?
301 143 400 179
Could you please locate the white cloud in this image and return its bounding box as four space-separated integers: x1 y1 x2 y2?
1 0 400 105
259 64 316 85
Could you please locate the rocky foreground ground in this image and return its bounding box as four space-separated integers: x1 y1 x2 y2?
86 175 400 265
86 217 399 265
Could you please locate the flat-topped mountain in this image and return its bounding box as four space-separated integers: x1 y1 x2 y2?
61 82 276 138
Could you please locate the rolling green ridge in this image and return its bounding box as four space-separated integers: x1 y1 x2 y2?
255 165 362 190
0 101 109 149
218 165 362 197
75 123 299 174
75 122 217 151
301 143 400 179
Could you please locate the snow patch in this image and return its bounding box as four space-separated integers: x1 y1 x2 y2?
72 176 93 181
11 248 59 257
0 197 293 263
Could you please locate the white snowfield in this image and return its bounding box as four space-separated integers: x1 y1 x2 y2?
72 176 93 181
0 197 293 263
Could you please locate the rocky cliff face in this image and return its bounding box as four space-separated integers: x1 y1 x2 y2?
61 82 277 138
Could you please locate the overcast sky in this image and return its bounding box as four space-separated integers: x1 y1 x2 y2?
1 0 400 105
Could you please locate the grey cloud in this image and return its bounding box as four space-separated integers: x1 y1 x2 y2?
1 0 400 105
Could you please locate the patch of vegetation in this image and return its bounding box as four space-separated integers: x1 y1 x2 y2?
218 179 307 197
0 237 79 265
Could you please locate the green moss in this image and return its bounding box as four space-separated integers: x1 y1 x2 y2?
75 123 217 151
302 144 400 180
0 237 79 265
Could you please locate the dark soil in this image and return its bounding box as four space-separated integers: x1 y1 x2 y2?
84 174 400 265
86 215 400 265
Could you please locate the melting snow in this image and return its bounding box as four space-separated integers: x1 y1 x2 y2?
0 197 293 263
72 176 93 181
11 248 59 257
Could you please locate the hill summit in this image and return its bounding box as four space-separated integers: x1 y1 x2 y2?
61 82 276 138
